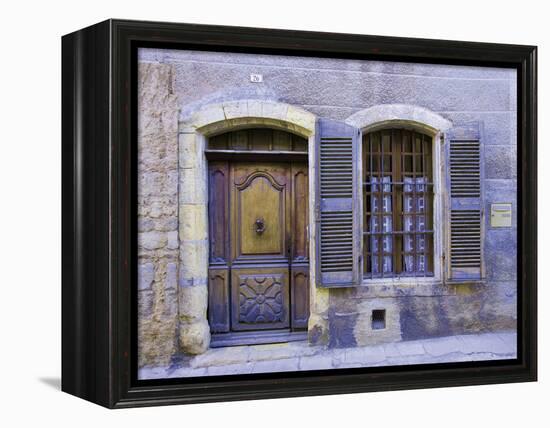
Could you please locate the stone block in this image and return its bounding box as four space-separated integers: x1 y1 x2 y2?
191 104 226 129
139 195 178 219
178 132 202 169
179 284 208 321
286 105 316 132
138 170 178 197
251 358 300 374
138 289 154 319
166 230 179 250
138 263 155 290
155 366 208 379
138 217 155 232
163 286 178 317
259 100 288 121
497 332 518 354
190 346 250 368
423 336 462 357
299 355 334 371
248 342 316 362
342 345 386 365
138 318 178 367
179 204 208 241
165 262 178 290
179 239 209 280
179 319 210 355
312 287 329 314
179 167 208 205
223 100 249 119
139 136 178 172
394 340 425 356
207 362 254 376
145 216 178 232
138 231 168 250
458 333 513 355
382 343 401 358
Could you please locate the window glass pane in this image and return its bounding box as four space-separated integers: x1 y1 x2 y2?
363 130 434 278
383 155 392 173
370 176 393 274
403 155 413 173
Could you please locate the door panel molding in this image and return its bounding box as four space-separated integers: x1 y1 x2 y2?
230 163 291 264
208 268 230 333
290 265 310 329
231 268 290 331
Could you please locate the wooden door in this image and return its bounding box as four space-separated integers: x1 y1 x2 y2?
208 160 309 346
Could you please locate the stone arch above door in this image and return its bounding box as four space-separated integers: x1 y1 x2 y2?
180 99 316 137
176 99 326 354
345 104 452 134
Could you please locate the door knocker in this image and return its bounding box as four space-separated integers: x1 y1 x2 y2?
254 217 266 235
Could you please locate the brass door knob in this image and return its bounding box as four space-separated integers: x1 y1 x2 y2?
255 218 266 235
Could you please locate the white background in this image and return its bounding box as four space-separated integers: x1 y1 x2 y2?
0 0 546 425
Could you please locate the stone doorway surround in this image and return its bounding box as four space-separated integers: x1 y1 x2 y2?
177 99 324 354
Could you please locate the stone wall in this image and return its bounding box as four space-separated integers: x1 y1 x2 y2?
137 48 517 363
137 62 180 367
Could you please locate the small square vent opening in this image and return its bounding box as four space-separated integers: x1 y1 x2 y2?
372 309 386 330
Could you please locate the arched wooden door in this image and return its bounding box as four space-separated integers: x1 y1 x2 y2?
206 129 310 347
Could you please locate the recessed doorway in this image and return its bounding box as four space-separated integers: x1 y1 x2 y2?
206 128 310 347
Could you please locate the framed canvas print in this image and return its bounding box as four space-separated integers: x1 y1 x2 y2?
61 19 537 408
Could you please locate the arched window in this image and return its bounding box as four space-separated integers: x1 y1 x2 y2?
363 129 434 278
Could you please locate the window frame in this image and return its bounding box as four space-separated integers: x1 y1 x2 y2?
358 123 444 287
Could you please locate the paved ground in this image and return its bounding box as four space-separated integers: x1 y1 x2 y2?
139 330 517 380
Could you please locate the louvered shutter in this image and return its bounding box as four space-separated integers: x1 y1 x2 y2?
446 122 484 281
315 118 361 287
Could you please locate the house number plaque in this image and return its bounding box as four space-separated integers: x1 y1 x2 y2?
490 203 513 227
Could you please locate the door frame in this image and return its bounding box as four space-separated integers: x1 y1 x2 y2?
176 99 328 354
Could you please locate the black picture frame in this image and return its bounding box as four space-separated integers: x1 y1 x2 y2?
61 19 537 408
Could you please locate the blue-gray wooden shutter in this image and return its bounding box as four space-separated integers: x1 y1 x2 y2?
446 122 485 281
315 118 362 287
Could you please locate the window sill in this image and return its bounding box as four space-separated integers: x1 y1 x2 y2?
361 276 441 287
354 277 487 298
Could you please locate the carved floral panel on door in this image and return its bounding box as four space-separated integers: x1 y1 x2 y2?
232 269 290 330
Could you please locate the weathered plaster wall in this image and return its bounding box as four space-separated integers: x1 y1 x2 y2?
137 62 180 366
137 48 517 360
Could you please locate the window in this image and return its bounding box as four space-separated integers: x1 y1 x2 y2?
363 129 434 278
316 117 483 288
